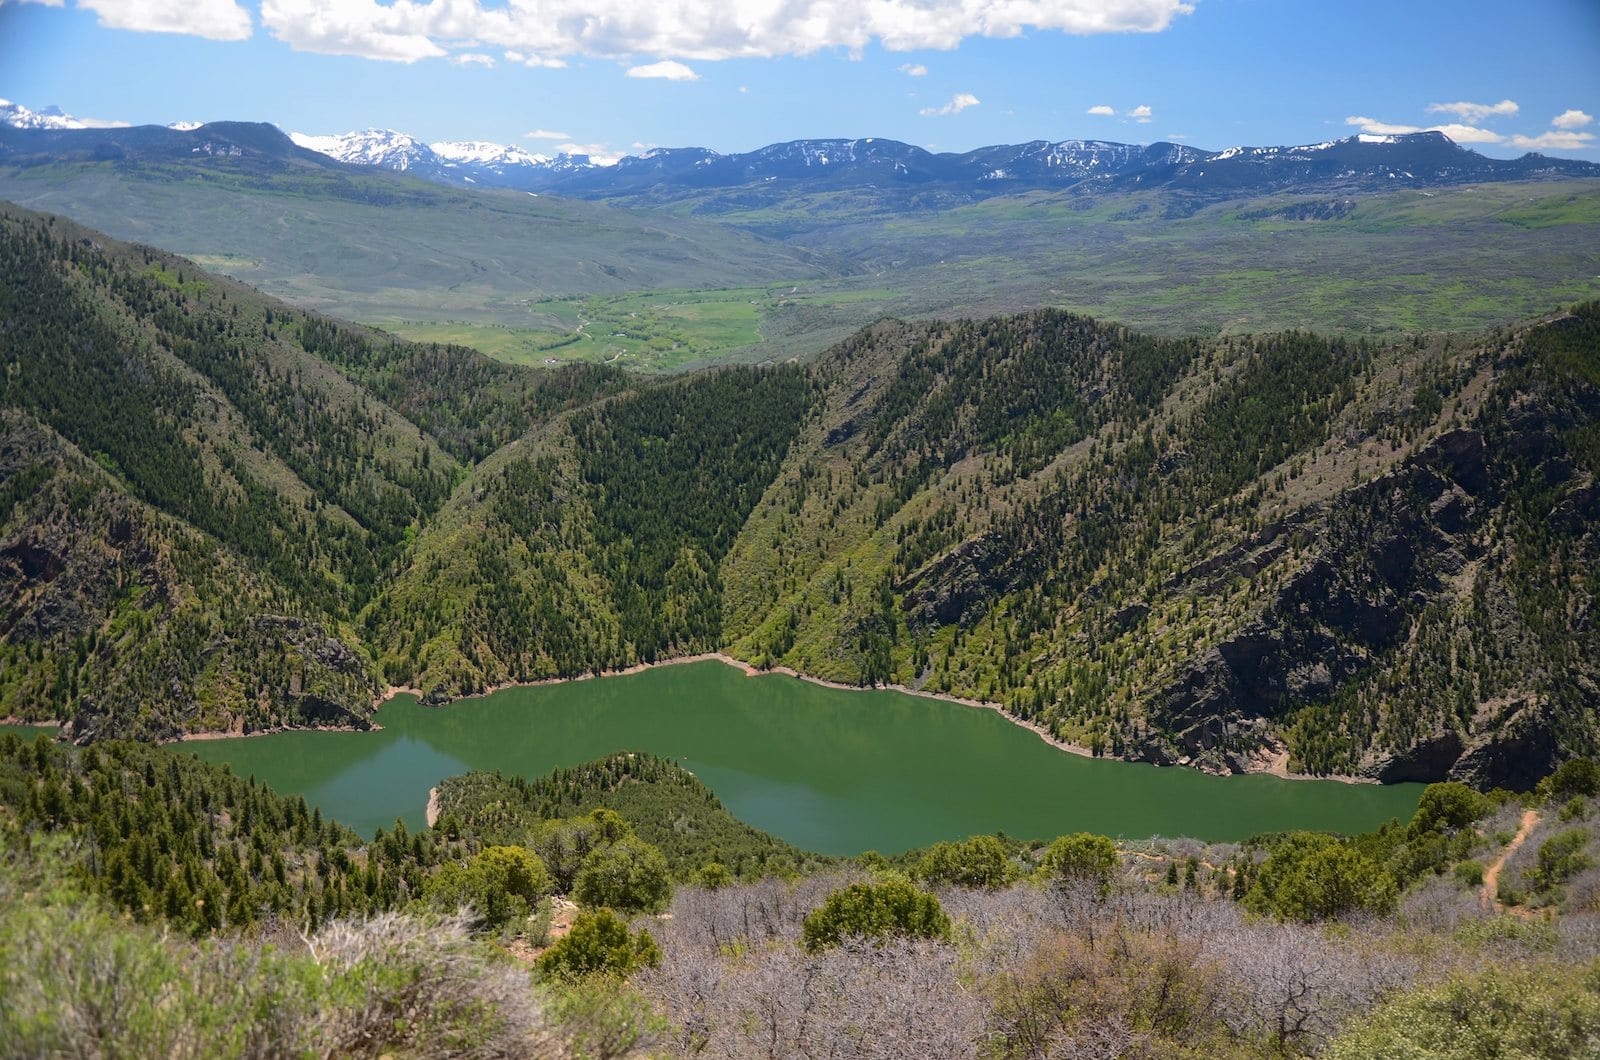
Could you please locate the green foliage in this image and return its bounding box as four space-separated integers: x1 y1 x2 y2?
693 861 734 889
0 735 440 933
1040 833 1120 888
1549 757 1600 799
1410 782 1492 835
0 852 564 1057
422 845 551 932
435 754 823 881
536 909 662 980
1326 963 1600 1060
1243 832 1398 922
572 835 674 915
914 834 1013 889
1531 828 1592 892
800 876 952 952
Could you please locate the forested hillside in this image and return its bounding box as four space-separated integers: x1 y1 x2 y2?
720 306 1599 787
0 204 619 738
2 203 1594 787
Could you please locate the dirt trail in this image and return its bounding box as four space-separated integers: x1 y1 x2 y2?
1481 808 1539 911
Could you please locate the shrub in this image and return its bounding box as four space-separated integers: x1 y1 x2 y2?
1039 833 1120 888
1410 782 1492 834
1326 963 1600 1059
422 845 551 932
801 876 952 952
1244 832 1397 922
537 909 661 980
573 835 673 914
1550 759 1600 800
914 835 1012 889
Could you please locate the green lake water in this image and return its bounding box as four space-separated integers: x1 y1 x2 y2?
178 660 1421 855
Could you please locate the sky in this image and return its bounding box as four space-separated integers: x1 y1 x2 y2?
2 0 1598 162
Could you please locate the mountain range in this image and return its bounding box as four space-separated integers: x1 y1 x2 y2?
288 126 1600 202
5 105 1599 206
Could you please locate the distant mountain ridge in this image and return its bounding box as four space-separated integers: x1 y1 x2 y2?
4 106 1598 202
276 126 1600 199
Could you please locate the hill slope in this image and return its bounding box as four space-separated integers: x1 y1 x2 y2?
1 205 1594 786
0 204 617 739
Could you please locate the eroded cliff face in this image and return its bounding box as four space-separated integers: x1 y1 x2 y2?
1133 336 1598 788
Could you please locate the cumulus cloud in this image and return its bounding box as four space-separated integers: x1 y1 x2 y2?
261 0 442 60
1509 130 1596 151
1552 109 1595 130
450 52 494 66
1128 104 1153 122
1426 98 1517 122
1426 122 1504 144
920 92 980 116
626 59 699 80
525 128 571 140
78 0 252 40
553 142 621 165
256 0 1195 64
1086 104 1115 116
898 62 927 76
504 50 567 68
1345 115 1502 143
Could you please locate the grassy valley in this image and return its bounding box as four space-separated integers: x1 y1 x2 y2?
2 143 1596 370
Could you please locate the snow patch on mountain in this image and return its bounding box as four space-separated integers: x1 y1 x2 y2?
1 99 85 130
289 129 434 170
431 140 548 168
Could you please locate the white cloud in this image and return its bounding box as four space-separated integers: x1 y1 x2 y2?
261 0 442 60
1426 122 1503 144
1346 114 1504 144
738 85 749 93
920 92 980 116
553 142 621 165
78 0 251 40
1552 109 1595 131
1086 104 1115 116
256 0 1195 64
450 51 494 66
504 50 567 68
525 128 571 140
1128 104 1152 123
1509 130 1596 151
1346 116 1421 136
626 60 699 81
1426 98 1517 122
898 62 927 76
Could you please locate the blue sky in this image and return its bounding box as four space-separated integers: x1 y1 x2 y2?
2 0 1597 161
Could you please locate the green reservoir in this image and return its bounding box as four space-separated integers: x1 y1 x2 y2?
182 660 1420 855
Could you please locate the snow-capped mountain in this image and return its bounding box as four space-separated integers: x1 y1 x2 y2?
1 99 88 130
289 129 437 172
430 140 547 168
288 128 601 188
5 105 1597 203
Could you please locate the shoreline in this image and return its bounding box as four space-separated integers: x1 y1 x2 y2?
173 720 382 743
425 786 440 828
381 652 1369 785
